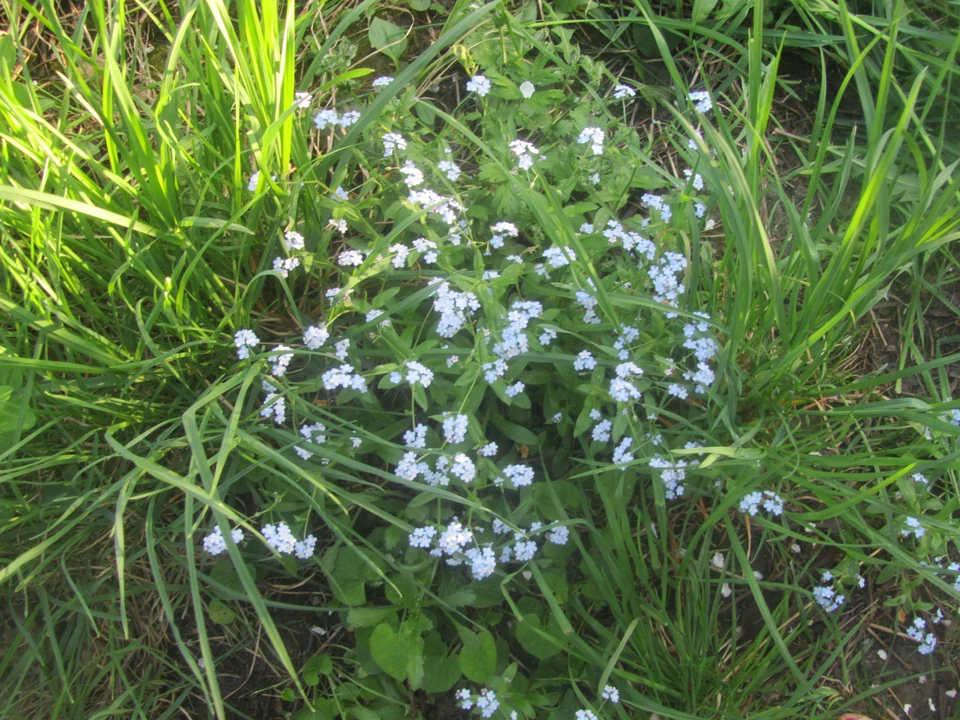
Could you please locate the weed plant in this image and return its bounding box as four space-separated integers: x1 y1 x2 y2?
0 0 959 718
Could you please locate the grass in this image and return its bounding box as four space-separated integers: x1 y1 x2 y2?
1 0 959 717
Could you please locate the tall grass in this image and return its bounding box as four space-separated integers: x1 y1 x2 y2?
1 0 958 717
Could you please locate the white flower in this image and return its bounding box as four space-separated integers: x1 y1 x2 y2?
813 584 845 612
404 424 428 448
464 545 496 579
321 364 367 393
514 540 536 561
509 139 539 170
906 616 937 654
601 685 619 703
613 83 636 99
437 519 472 557
505 381 525 397
262 522 297 554
902 516 925 539
442 413 469 444
479 442 498 457
689 89 713 113
437 159 461 181
405 361 434 387
575 710 598 720
303 325 329 349
284 231 305 251
202 525 242 555
338 249 365 266
340 110 360 127
503 464 534 487
612 437 633 467
650 456 687 499
314 108 339 130
294 91 312 109
365 309 389 327
519 80 535 98
260 381 285 424
433 282 480 338
272 256 300 278
451 453 476 483
476 689 499 718
334 339 350 361
573 350 597 372
399 161 424 187
294 534 317 559
683 168 705 192
466 74 491 97
667 383 688 400
589 172 600 185
247 171 260 192
592 420 612 443
490 221 519 249
577 126 604 155
372 75 393 88
382 132 407 157
547 525 569 545
233 329 259 360
408 526 437 548
268 345 293 377
295 421 327 459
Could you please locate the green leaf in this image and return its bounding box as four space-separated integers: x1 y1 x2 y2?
692 0 720 23
409 0 430 9
421 632 462 693
347 607 399 628
0 386 35 432
370 623 410 682
491 414 540 446
458 629 496 684
515 614 563 659
207 598 237 624
303 654 334 686
368 18 407 65
369 621 424 687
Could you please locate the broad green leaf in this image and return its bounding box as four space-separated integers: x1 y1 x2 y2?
347 607 399 628
458 629 495 684
207 598 237 625
515 614 563 659
693 0 720 23
421 632 462 693
303 654 334 686
370 623 410 682
368 18 407 64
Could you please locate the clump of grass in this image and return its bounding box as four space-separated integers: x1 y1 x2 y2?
1 0 959 718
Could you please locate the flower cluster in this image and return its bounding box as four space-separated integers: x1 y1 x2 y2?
813 571 846 613
234 329 259 360
466 74 491 97
509 139 539 170
577 126 604 155
314 107 360 130
739 490 785 516
906 616 937 655
262 522 317 559
202 525 243 555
